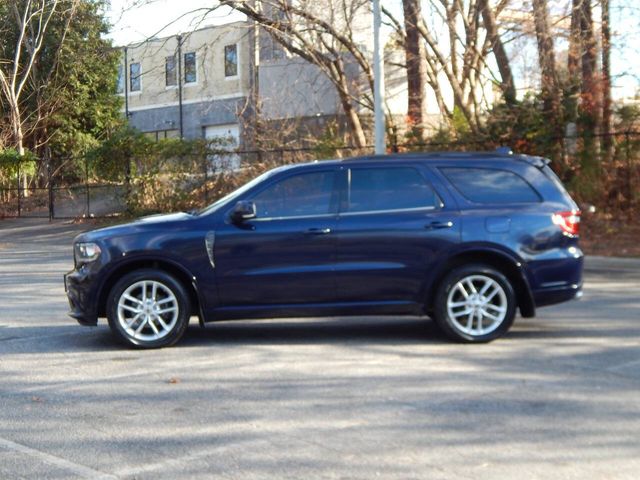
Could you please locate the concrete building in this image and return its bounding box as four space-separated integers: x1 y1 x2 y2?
117 22 251 149
116 12 497 154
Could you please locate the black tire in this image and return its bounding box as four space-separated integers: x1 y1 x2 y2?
432 264 516 343
107 269 191 348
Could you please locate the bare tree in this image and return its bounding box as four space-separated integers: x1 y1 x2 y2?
218 0 371 148
423 1 513 134
0 0 62 156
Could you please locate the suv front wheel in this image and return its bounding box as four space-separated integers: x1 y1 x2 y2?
433 264 516 343
107 269 191 348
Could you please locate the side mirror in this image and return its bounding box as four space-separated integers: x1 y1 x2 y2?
230 200 257 223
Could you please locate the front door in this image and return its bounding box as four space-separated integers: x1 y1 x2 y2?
214 169 339 308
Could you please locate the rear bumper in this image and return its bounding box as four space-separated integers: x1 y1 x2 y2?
528 246 584 308
64 269 98 326
533 282 583 307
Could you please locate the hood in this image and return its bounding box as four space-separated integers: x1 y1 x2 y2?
75 212 194 243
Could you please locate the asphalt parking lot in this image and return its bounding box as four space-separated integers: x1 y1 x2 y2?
1 218 639 479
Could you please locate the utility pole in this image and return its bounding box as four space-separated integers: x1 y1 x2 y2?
252 10 261 153
123 47 129 119
373 0 385 154
123 46 131 208
177 35 184 139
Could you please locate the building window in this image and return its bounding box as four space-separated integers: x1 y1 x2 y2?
184 52 196 83
165 55 177 87
144 130 180 142
224 44 238 77
116 64 124 94
129 62 141 92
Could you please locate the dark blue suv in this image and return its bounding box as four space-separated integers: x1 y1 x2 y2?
65 151 583 348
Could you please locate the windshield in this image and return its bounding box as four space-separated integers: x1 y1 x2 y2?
197 167 285 216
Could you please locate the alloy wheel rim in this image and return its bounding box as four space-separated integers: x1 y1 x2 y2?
446 274 507 336
117 280 179 341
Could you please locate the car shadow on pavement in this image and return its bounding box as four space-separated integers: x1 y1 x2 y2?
2 314 638 355
180 316 444 347
0 317 446 354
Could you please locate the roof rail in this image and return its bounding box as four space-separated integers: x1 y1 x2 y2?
495 146 513 155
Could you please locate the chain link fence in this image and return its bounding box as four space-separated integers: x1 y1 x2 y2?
1 131 638 220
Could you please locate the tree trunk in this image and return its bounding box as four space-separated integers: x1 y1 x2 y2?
10 105 25 156
579 0 600 160
11 103 28 196
402 0 428 141
533 0 560 118
479 0 515 104
531 0 563 166
332 58 367 149
565 0 582 130
601 0 613 162
531 0 560 124
568 0 582 82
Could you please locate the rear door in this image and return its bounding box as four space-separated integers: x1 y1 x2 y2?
332 163 460 307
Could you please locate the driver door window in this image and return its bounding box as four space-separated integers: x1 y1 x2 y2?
252 171 337 219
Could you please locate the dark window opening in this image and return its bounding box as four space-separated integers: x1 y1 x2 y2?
184 52 196 83
224 44 238 77
165 55 177 86
129 62 141 92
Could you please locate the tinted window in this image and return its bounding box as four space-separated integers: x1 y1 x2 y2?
184 52 196 83
224 44 238 77
348 167 438 213
441 167 541 204
116 64 124 94
165 55 177 86
129 62 141 92
252 171 335 218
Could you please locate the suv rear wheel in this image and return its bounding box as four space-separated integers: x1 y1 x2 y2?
433 264 516 343
107 269 191 348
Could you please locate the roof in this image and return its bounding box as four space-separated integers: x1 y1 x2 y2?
280 150 551 172
339 150 550 168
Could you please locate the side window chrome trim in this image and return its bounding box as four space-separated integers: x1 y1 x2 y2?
339 205 439 217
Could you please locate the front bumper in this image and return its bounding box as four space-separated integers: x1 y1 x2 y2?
64 268 98 326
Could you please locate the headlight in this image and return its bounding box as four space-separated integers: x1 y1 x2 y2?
74 242 102 265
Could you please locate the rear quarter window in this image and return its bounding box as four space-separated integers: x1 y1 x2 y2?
440 167 541 204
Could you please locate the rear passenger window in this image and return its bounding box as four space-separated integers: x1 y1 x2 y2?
348 167 439 213
440 167 541 204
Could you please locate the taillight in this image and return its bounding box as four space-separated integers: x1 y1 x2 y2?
552 211 581 236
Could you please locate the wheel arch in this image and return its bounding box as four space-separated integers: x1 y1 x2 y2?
97 257 202 321
424 248 535 318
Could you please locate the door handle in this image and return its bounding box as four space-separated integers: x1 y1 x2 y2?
304 228 331 235
425 221 453 230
